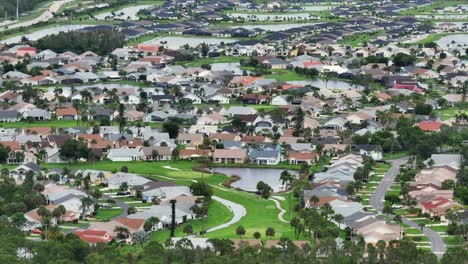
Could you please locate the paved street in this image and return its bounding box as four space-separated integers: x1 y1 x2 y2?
369 157 446 258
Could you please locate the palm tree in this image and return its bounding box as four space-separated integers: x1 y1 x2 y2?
333 214 344 229
265 227 275 238
280 170 295 217
310 195 319 207
114 225 130 241
144 216 160 232
79 196 94 219
236 225 246 239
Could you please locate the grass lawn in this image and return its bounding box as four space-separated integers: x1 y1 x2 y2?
337 30 384 47
434 107 468 121
409 236 430 242
92 208 123 221
393 209 407 216
383 151 408 160
412 218 441 225
399 1 465 15
445 236 464 245
263 69 311 82
150 200 233 242
405 228 423 235
369 175 384 182
177 56 250 67
429 225 448 232
45 159 322 240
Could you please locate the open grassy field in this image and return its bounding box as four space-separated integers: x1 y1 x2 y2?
399 1 466 15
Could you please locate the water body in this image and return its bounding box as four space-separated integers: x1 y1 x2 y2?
212 167 298 192
146 36 238 49
436 34 468 52
2 24 89 45
95 4 154 20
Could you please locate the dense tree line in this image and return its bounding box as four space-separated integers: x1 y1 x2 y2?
36 29 125 55
0 219 466 264
0 0 47 20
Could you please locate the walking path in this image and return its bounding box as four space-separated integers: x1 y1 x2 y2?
205 196 246 233
269 198 288 223
369 157 446 258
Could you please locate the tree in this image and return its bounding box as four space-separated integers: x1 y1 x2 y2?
293 107 305 137
0 144 9 163
280 170 295 216
393 53 417 67
144 217 160 232
119 182 128 192
59 139 91 162
253 231 261 239
382 204 393 216
132 230 149 244
310 195 319 207
265 227 275 238
183 224 193 237
170 199 177 237
236 225 246 239
190 181 213 199
163 122 180 139
333 214 344 229
256 181 272 199
127 206 137 215
114 225 130 240
79 196 94 219
442 179 456 190
393 215 403 240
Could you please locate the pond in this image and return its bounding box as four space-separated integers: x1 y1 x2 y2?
436 34 468 52
212 167 299 192
146 36 238 49
1 24 89 45
95 4 154 20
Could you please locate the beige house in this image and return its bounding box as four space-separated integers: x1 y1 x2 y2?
213 149 247 164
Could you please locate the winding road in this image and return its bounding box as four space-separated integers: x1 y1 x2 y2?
1 0 74 32
369 157 446 258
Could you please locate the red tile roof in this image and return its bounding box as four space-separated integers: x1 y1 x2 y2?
56 107 78 116
418 121 442 132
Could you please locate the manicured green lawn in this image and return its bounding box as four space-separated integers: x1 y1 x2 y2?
45 159 323 240
92 208 123 221
150 200 233 242
405 228 423 235
178 56 250 67
429 225 448 232
263 69 311 82
399 1 464 15
445 236 464 245
338 30 384 47
383 151 408 160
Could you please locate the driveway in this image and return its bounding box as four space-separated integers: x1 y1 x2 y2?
369 157 446 258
